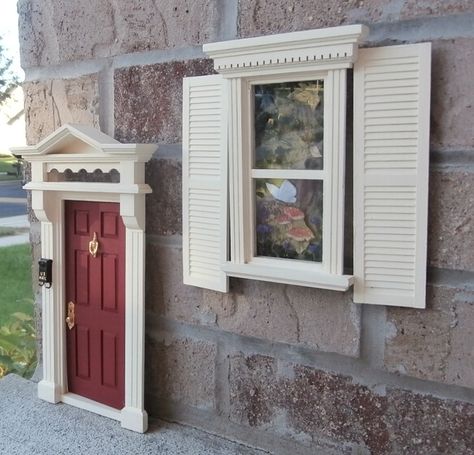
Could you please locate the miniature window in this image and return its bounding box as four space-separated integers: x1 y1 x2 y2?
183 25 431 308
221 68 350 291
253 80 324 263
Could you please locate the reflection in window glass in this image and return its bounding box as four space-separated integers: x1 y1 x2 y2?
255 179 323 262
254 80 324 170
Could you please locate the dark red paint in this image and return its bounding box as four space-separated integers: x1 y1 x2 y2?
66 201 125 409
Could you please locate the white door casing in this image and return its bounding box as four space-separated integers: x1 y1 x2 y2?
12 124 155 433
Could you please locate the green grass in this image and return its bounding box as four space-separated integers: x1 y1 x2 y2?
0 244 34 326
0 244 36 378
0 154 21 181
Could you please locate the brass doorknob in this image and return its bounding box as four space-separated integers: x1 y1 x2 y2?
66 301 75 330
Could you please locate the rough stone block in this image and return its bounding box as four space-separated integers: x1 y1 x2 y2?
114 59 214 144
146 244 360 357
238 1 474 39
385 284 474 388
18 0 221 67
229 354 278 428
400 0 474 20
387 389 474 455
145 332 216 410
431 39 474 152
146 243 217 326
229 352 474 454
216 280 299 347
203 279 361 357
286 285 360 357
446 297 474 388
146 158 182 236
428 168 474 272
23 75 99 145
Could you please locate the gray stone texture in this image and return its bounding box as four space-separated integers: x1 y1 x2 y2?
229 353 474 455
238 0 474 38
0 374 265 455
428 168 474 272
23 75 100 145
146 158 182 236
431 39 474 152
147 243 361 357
114 59 215 144
145 333 216 410
18 0 221 68
385 284 474 388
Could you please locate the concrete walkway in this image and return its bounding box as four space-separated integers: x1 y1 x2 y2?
0 215 30 247
0 375 267 455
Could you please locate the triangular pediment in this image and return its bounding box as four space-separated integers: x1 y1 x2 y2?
14 124 122 157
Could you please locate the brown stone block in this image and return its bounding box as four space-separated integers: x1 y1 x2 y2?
114 59 215 144
23 75 100 145
19 0 220 67
385 284 474 388
445 293 474 388
286 285 360 357
204 279 360 357
217 280 299 346
145 332 216 409
400 0 474 20
428 168 474 272
146 243 219 327
229 352 474 454
238 1 474 39
146 244 360 356
145 158 182 236
387 389 474 455
431 39 474 152
229 354 278 428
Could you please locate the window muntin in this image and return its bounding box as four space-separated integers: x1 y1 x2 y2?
251 79 325 263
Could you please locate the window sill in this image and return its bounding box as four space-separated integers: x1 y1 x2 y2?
222 262 353 292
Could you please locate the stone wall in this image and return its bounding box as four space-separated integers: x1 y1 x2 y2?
19 0 474 453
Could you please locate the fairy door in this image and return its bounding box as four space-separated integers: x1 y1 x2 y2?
65 201 125 409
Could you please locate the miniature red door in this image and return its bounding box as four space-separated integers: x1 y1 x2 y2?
65 201 125 409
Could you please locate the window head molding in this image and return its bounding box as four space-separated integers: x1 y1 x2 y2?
203 24 369 77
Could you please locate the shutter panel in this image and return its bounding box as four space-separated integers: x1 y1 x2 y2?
353 43 431 308
182 74 229 292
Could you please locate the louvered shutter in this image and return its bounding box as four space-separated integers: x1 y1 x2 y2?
353 43 431 308
182 74 229 292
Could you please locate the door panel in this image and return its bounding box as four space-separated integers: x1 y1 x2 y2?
65 201 125 409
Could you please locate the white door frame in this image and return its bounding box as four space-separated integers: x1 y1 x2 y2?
13 124 155 433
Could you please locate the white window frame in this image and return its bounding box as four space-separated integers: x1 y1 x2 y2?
204 25 368 291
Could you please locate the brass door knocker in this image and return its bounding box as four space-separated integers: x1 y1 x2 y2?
89 232 99 258
66 301 75 330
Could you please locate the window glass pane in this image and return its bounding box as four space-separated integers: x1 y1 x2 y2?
254 80 324 170
255 179 323 262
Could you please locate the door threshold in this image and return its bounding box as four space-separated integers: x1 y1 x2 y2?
61 393 122 421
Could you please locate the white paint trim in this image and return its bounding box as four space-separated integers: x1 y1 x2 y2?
19 125 153 433
204 24 368 77
62 393 122 421
222 262 353 291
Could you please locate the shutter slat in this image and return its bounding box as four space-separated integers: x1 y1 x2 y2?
183 75 228 292
354 43 431 308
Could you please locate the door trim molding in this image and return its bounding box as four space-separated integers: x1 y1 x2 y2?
16 125 155 433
